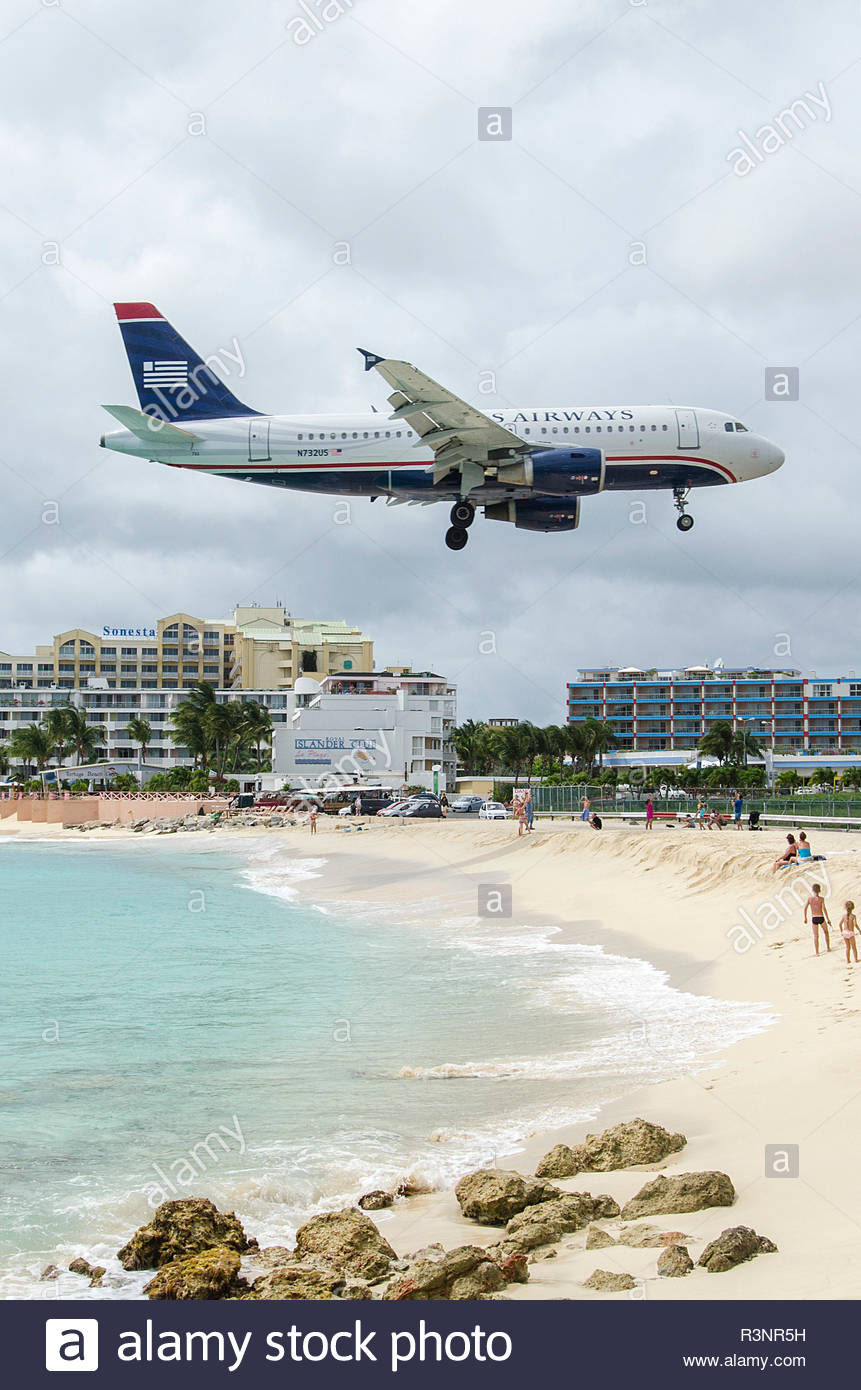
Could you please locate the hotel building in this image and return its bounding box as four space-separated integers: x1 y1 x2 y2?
568 664 861 756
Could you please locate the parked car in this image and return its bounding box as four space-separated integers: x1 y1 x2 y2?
450 794 485 813
335 793 394 816
399 800 444 818
378 800 414 817
479 801 511 820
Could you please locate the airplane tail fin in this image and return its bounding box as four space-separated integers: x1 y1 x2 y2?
114 303 259 420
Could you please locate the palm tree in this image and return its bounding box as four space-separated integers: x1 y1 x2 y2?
9 725 55 772
0 747 9 778
698 719 735 764
451 719 492 775
489 723 533 786
583 717 617 771
62 707 107 765
730 727 764 767
171 681 217 769
125 715 152 763
202 701 240 781
44 704 72 767
237 701 272 771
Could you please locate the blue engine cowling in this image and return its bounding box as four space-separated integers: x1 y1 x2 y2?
484 498 581 531
530 447 603 496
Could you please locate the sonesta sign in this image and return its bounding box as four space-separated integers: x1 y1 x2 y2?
101 626 157 638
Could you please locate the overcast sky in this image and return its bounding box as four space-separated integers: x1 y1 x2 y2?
1 0 859 720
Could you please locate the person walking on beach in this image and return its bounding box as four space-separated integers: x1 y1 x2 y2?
645 797 654 831
839 901 859 964
803 883 831 956
732 791 744 830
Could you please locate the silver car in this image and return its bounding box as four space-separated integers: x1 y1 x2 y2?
478 800 511 820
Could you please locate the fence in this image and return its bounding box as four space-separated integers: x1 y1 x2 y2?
532 784 861 819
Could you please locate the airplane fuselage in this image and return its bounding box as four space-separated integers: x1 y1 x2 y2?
102 403 783 504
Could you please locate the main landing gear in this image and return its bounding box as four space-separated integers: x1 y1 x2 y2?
446 500 475 550
673 488 694 532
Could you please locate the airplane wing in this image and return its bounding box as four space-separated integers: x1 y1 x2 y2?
358 349 540 494
101 404 204 446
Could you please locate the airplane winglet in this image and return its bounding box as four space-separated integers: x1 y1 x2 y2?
101 404 204 444
358 348 385 372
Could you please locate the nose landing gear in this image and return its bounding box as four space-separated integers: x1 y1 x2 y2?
674 488 694 532
446 500 475 549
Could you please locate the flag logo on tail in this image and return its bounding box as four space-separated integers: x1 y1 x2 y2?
143 359 188 389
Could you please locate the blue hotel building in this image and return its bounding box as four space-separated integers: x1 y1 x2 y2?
567 665 861 756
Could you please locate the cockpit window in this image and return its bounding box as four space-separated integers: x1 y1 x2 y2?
734 422 748 432
724 422 734 432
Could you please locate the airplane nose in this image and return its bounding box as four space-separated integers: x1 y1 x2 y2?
764 439 785 473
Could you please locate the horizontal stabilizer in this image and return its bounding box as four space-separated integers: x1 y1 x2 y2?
101 404 204 444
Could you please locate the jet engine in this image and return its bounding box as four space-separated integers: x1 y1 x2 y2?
484 498 581 532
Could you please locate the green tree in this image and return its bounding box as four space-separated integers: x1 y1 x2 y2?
236 700 272 771
451 719 493 775
698 720 735 764
62 706 107 765
44 704 73 767
9 725 55 772
125 715 152 765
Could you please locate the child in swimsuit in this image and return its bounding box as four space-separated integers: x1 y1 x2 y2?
803 883 831 956
840 901 859 965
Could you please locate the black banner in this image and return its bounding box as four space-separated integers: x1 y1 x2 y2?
6 1298 839 1386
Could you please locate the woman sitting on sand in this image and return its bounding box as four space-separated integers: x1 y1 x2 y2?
796 831 825 862
772 833 799 873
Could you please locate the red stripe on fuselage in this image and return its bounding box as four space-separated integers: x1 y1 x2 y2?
167 452 736 482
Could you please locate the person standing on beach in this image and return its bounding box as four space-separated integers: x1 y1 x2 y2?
733 791 744 829
353 794 362 817
580 793 591 823
517 801 528 837
645 797 654 830
839 900 859 964
525 789 534 832
309 808 318 836
803 883 831 956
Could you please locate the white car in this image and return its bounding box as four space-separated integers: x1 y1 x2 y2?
479 801 511 819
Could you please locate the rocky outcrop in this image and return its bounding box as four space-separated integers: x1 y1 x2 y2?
454 1169 561 1225
535 1119 686 1179
295 1208 397 1282
245 1265 340 1300
40 1265 61 1281
383 1244 520 1300
144 1247 246 1300
118 1198 252 1270
697 1226 778 1274
586 1225 616 1250
582 1268 637 1292
657 1244 694 1278
506 1192 620 1247
621 1172 735 1221
358 1190 394 1211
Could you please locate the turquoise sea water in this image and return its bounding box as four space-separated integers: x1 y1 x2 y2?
0 837 771 1298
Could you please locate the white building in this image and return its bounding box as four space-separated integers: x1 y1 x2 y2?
272 671 457 792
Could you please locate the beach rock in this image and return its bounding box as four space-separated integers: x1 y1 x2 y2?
621 1172 735 1221
295 1208 397 1282
383 1245 512 1300
582 1268 637 1292
454 1169 561 1225
507 1192 620 1247
117 1197 252 1270
89 1267 106 1287
244 1266 340 1300
586 1226 616 1250
658 1244 694 1278
358 1190 394 1211
144 1247 245 1300
617 1223 661 1248
251 1245 295 1270
536 1119 685 1179
534 1144 580 1179
68 1257 95 1277
40 1264 61 1281
697 1226 778 1274
397 1177 434 1197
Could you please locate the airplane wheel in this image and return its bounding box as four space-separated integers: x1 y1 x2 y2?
445 525 469 551
677 514 694 532
450 501 475 527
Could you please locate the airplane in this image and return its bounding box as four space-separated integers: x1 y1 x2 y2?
100 303 785 551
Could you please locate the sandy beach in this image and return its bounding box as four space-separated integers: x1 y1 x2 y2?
4 810 860 1299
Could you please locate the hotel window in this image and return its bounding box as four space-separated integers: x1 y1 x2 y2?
812 684 833 698
163 680 177 689
121 680 137 689
79 664 96 674
141 680 157 689
101 664 116 673
183 664 199 674
204 631 221 641
121 647 138 656
121 664 138 674
850 684 861 698
203 665 220 676
142 647 157 657
38 663 54 673
101 647 116 656
162 665 178 674
16 664 33 672
141 665 157 674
